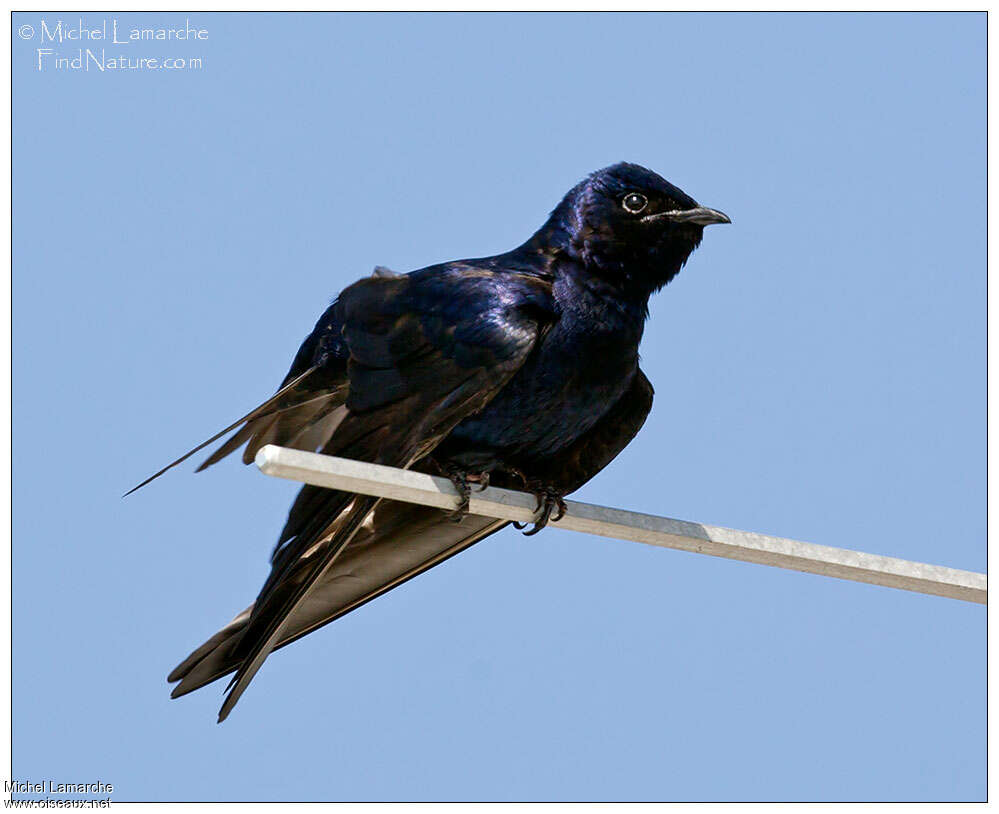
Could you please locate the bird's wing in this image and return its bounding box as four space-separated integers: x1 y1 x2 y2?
126 268 406 495
167 365 652 706
186 268 555 721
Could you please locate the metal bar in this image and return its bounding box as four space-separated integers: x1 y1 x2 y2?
255 445 986 605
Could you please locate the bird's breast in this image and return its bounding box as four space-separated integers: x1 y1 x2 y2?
445 286 644 465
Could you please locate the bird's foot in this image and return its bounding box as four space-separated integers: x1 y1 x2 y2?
504 467 529 489
444 468 490 522
513 484 568 536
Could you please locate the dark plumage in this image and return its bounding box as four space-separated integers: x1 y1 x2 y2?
133 162 729 721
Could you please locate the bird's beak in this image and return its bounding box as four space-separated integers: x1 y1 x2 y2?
669 206 731 226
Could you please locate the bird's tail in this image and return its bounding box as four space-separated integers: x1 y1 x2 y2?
168 501 507 715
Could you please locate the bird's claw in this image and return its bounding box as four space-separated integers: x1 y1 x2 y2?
445 469 490 522
513 485 567 536
505 467 529 489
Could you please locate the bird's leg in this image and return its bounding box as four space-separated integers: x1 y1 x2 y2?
468 472 491 491
512 482 568 536
504 466 529 489
443 466 490 522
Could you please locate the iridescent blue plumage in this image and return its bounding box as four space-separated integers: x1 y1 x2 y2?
142 162 729 720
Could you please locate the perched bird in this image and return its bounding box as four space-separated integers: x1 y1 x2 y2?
132 162 729 721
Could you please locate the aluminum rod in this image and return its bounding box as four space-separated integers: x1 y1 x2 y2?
255 445 986 605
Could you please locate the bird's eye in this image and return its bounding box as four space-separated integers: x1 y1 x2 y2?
622 192 648 214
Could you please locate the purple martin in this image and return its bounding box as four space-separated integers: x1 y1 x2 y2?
131 162 729 721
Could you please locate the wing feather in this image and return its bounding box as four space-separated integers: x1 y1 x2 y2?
124 366 325 495
196 269 554 720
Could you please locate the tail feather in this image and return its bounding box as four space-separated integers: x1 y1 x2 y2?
168 607 251 689
217 496 380 722
167 505 506 702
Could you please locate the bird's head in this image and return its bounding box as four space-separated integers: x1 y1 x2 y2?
536 162 729 295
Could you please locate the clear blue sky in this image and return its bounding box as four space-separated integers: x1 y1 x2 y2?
12 12 984 802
